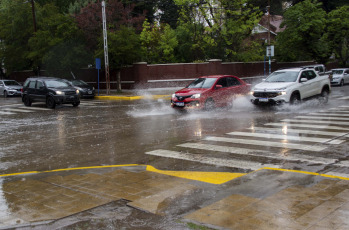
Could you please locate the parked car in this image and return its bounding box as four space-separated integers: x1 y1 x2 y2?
22 77 80 109
330 68 349 87
0 80 22 97
65 79 95 98
171 75 251 110
250 67 331 105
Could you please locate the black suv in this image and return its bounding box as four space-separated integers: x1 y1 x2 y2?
22 77 80 109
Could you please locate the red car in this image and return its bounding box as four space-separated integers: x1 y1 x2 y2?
171 75 251 110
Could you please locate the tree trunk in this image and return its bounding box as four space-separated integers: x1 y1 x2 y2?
117 70 122 93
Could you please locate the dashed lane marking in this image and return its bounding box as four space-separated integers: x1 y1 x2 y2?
308 113 349 117
226 131 344 144
178 143 335 165
204 136 327 152
0 111 16 115
247 127 347 137
18 106 51 111
3 108 33 113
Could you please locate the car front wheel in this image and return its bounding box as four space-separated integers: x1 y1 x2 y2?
319 89 329 104
290 93 300 105
340 80 344 87
3 91 7 98
72 101 80 107
46 96 56 109
204 98 215 110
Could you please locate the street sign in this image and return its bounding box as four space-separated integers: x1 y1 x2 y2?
266 46 274 57
95 58 101 70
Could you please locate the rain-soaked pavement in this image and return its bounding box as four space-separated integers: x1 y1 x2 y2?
0 85 349 229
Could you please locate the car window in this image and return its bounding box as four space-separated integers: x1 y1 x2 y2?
4 80 20 86
36 81 44 89
45 80 70 88
227 77 241 86
266 71 298 82
333 70 343 74
28 81 36 89
303 70 316 80
216 78 228 88
71 80 88 86
187 78 217 89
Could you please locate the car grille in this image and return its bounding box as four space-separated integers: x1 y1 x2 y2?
175 95 192 101
65 91 76 95
253 92 280 98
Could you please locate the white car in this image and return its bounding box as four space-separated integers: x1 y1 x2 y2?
250 67 331 105
0 80 23 97
331 68 349 87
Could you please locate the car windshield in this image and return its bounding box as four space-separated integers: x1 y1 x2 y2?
332 70 344 74
4 80 20 86
45 80 70 88
187 78 217 89
266 71 299 82
71 80 88 86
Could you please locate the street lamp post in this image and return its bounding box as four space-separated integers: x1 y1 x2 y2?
102 1 110 95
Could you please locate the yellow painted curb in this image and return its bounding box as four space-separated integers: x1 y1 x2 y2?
95 95 171 101
146 165 246 184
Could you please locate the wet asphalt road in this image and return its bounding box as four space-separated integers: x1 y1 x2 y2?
0 86 348 176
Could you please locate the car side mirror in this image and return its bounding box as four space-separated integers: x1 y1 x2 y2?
300 78 308 83
215 85 223 89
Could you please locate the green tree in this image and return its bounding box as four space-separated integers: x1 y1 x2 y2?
326 6 349 67
0 0 34 73
275 0 331 63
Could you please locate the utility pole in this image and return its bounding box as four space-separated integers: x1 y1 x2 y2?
267 0 271 74
30 0 37 32
102 1 110 95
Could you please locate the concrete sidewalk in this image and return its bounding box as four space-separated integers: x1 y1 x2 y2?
1 165 349 229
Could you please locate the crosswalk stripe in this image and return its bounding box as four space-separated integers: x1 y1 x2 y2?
265 122 349 131
145 149 280 170
18 106 50 111
338 96 349 100
296 116 349 121
178 143 335 165
282 119 349 126
309 113 349 117
204 136 327 151
3 108 33 113
339 105 349 108
247 127 347 137
327 108 349 112
0 111 16 115
226 131 344 144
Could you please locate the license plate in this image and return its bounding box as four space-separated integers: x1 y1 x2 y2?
88 91 92 94
259 98 269 102
175 102 185 107
70 96 74 99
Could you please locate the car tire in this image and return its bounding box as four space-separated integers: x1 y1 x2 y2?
290 93 300 105
4 91 7 98
319 89 329 104
46 96 56 109
23 95 32 106
340 80 344 87
204 98 215 110
72 101 80 107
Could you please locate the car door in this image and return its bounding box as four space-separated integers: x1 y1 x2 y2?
210 77 228 107
35 80 46 102
26 80 37 100
345 70 349 84
298 71 314 99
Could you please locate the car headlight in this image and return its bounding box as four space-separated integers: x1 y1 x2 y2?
172 94 176 99
76 89 80 94
249 91 254 95
278 91 287 96
56 91 65 95
191 93 201 99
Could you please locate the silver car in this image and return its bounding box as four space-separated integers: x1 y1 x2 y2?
0 80 23 97
331 68 349 86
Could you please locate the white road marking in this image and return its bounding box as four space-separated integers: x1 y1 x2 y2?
308 113 349 117
204 136 327 152
337 96 349 100
3 108 33 113
282 119 349 126
145 149 280 170
18 106 50 111
0 111 16 115
248 127 347 137
296 116 349 121
265 122 349 131
178 143 335 165
226 131 344 144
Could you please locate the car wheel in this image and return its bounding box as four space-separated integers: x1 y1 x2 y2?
340 80 344 87
46 96 56 109
72 101 80 107
23 95 32 106
204 98 215 110
4 91 7 98
319 89 329 104
290 93 300 105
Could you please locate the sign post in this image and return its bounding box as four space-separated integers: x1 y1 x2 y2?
95 58 101 96
266 45 274 74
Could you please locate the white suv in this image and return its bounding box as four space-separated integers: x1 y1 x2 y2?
250 68 331 105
